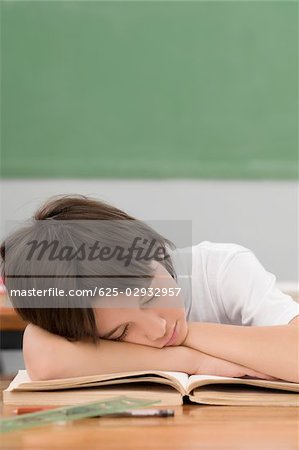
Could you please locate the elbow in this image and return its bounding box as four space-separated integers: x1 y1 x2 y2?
26 360 52 382
26 359 63 382
24 350 52 382
23 345 51 382
22 325 59 381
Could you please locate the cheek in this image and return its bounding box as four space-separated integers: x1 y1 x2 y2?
160 307 186 322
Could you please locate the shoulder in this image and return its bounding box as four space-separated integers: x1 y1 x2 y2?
172 241 254 294
171 241 253 277
192 240 251 255
173 241 251 257
191 241 252 272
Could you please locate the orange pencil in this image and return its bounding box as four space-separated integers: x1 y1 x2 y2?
13 406 57 415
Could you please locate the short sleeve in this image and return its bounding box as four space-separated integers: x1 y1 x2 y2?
219 251 299 326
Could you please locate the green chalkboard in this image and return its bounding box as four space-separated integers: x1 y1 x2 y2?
1 1 297 179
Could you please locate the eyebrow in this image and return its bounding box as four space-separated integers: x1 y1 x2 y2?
101 325 123 339
140 294 156 304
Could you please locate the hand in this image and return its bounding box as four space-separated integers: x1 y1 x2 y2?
194 352 278 380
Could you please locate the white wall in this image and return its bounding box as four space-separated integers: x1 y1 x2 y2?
1 179 298 282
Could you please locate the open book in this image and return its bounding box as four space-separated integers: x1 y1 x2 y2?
4 370 299 407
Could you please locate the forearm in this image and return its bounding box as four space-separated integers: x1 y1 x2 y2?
183 322 299 383
49 339 199 379
24 325 199 380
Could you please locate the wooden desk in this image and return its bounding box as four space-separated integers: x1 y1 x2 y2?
0 306 26 331
0 289 298 448
1 380 298 450
0 293 26 332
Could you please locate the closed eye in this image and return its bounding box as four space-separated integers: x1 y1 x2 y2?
114 324 130 342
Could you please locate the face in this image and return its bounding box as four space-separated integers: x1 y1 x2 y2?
93 262 188 348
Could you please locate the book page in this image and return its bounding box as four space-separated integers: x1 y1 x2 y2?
189 386 299 407
187 374 299 394
160 372 189 392
7 370 190 395
6 370 31 390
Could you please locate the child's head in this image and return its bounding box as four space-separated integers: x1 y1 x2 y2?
0 195 187 345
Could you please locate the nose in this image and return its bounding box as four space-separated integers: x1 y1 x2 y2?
142 312 167 343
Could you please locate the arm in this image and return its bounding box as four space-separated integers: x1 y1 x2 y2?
23 324 200 380
23 324 274 381
183 318 299 383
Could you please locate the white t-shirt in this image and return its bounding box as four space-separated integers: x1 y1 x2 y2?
170 241 299 326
